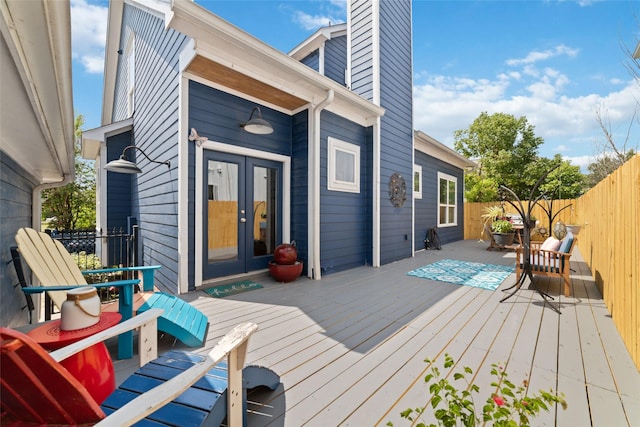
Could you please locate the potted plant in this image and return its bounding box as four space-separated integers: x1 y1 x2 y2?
268 241 303 283
481 205 504 238
492 219 515 246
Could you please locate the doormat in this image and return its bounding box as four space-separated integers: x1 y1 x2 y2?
203 281 264 298
406 259 514 291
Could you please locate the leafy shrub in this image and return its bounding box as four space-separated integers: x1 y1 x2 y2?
388 354 566 427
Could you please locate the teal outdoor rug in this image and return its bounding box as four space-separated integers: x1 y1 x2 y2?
203 280 264 298
406 259 514 291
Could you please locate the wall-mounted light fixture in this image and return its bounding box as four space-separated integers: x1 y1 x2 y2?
105 145 170 174
240 107 273 135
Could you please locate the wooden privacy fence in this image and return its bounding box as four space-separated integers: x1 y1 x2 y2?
464 154 639 369
464 199 577 241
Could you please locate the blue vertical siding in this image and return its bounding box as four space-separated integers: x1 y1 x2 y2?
319 111 371 274
414 151 465 250
109 4 190 293
106 131 133 232
324 35 347 86
301 50 320 72
0 152 37 327
291 111 309 271
378 0 414 264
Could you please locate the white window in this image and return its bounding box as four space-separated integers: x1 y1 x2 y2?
413 164 422 199
438 172 457 226
126 35 135 117
328 137 360 193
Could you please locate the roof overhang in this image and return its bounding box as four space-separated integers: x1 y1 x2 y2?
82 118 134 160
289 23 348 61
0 0 75 183
414 130 476 170
103 0 383 128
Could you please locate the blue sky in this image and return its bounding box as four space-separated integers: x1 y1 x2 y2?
71 0 640 170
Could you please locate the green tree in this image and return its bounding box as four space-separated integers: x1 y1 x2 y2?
535 155 586 199
42 115 96 230
454 112 544 200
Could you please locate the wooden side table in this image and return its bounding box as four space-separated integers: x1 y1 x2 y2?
28 312 122 404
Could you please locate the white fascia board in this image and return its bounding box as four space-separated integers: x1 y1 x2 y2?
81 118 134 160
414 130 475 170
0 0 74 181
289 23 347 60
167 0 383 125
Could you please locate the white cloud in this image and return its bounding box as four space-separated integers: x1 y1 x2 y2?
70 0 107 74
506 44 579 67
291 0 346 31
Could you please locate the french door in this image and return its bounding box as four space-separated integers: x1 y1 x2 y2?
203 151 282 278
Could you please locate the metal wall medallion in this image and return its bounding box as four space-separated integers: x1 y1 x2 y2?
389 173 407 207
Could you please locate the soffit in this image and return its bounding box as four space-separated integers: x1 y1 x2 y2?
186 55 308 111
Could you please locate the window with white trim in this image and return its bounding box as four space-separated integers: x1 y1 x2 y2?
327 137 360 193
126 35 135 117
438 172 457 226
413 164 422 199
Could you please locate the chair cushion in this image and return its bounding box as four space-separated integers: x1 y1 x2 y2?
558 233 574 254
540 236 561 252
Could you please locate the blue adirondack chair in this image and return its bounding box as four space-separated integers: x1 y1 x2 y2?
14 227 209 359
0 309 279 426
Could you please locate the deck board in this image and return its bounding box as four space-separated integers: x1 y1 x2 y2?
110 240 640 426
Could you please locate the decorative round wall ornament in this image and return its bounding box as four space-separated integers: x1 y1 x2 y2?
389 173 407 207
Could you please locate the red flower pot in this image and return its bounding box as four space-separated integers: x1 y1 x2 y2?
268 261 303 283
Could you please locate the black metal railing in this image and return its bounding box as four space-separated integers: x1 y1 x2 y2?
48 227 139 303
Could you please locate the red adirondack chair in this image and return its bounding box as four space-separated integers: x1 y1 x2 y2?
0 309 259 426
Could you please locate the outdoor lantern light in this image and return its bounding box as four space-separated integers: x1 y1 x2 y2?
240 107 273 135
105 145 170 174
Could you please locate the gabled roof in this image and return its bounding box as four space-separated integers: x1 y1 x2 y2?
414 130 475 170
102 0 383 127
289 23 348 61
0 0 74 183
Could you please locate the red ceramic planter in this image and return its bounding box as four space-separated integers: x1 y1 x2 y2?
268 261 303 283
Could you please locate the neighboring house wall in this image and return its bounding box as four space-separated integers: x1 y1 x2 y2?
108 4 190 293
377 0 414 264
324 35 347 86
414 151 465 250
0 152 38 327
319 111 371 274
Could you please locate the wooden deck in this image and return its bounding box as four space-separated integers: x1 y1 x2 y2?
112 239 640 426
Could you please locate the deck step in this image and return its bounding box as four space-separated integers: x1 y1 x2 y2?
138 294 209 347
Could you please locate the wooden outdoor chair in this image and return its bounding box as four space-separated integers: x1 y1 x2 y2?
0 309 277 426
515 234 577 297
14 227 209 359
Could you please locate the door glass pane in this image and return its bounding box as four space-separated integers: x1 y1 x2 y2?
208 160 238 262
253 166 278 256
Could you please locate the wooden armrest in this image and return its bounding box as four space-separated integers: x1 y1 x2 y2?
82 266 161 292
50 308 163 366
21 279 140 294
96 322 258 427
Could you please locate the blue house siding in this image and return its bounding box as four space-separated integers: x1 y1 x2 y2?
319 111 371 275
414 151 465 250
109 4 190 293
378 0 413 265
301 50 319 72
350 0 374 98
0 152 37 327
291 111 309 272
188 82 293 156
324 35 347 86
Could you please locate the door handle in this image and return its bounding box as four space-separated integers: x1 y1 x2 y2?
240 218 247 223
